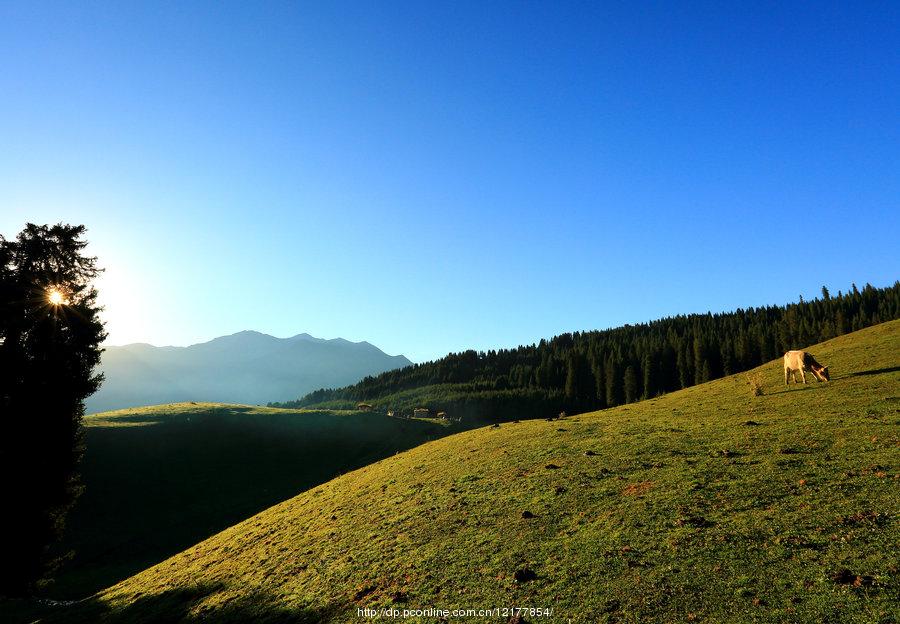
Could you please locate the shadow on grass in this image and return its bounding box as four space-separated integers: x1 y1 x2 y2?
766 366 899 395
847 366 900 377
767 385 817 396
31 584 341 624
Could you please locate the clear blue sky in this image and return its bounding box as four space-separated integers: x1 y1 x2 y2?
1 1 898 362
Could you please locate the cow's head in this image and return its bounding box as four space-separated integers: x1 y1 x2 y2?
813 365 830 381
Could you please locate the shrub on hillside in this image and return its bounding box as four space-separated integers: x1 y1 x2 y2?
747 372 764 397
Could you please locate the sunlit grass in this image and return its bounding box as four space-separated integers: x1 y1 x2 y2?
23 321 900 623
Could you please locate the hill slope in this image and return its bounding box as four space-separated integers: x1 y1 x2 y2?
41 322 900 622
87 331 412 413
280 283 900 424
45 404 448 599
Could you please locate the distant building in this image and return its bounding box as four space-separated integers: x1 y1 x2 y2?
356 402 373 411
413 407 430 418
436 411 448 420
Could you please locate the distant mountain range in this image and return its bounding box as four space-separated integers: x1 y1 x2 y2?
86 331 412 413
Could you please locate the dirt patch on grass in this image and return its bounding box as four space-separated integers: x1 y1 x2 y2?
831 569 875 587
622 481 654 496
353 584 377 601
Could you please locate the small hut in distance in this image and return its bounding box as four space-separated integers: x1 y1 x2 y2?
356 402 373 411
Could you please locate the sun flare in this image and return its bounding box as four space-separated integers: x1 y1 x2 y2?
48 289 66 305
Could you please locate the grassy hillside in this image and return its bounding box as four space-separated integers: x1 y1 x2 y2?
277 283 900 425
298 382 569 424
17 321 900 623
44 404 450 600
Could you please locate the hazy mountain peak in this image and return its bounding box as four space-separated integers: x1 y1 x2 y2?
88 332 412 413
286 334 372 348
210 330 273 341
288 332 326 343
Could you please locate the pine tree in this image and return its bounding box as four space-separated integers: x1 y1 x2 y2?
623 365 638 404
0 224 106 595
676 346 689 389
591 357 606 409
605 355 620 407
693 335 707 384
694 334 709 384
641 352 655 399
564 354 578 401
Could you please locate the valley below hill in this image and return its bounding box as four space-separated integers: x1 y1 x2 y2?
44 403 449 600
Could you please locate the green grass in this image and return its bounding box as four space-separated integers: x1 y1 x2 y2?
13 321 900 623
43 403 450 600
288 382 570 426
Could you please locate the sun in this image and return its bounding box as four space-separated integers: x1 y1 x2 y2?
48 288 67 305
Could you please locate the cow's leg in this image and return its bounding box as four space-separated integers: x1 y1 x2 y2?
784 367 790 385
801 369 807 384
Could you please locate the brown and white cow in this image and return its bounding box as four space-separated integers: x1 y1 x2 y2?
783 350 830 384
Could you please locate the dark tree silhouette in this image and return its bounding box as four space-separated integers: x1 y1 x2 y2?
0 224 105 596
623 364 638 404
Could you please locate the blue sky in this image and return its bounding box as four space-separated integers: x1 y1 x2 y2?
1 1 898 362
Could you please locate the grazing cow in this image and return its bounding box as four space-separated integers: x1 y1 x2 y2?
783 350 830 384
